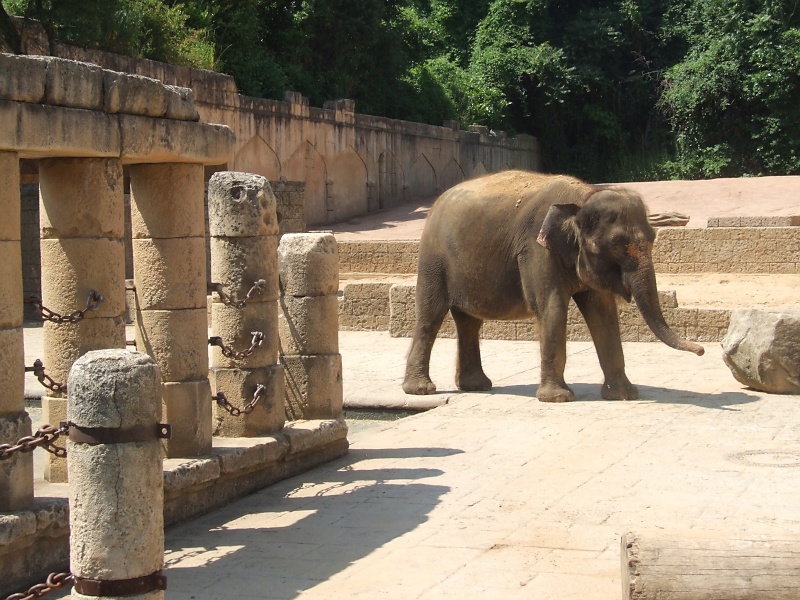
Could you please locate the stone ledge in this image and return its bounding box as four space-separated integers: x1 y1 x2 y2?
338 227 800 275
0 419 348 596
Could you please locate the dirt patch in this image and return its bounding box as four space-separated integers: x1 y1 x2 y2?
656 273 800 309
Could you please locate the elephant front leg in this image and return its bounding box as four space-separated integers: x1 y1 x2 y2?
451 308 492 391
403 295 448 395
536 293 575 403
573 290 638 400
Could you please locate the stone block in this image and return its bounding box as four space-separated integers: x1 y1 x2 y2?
119 114 234 165
132 237 208 310
282 353 343 420
210 365 285 437
283 419 348 454
160 379 213 458
215 436 289 475
7 101 121 158
208 171 279 237
38 158 124 239
21 56 104 110
0 411 33 511
722 309 800 394
0 151 21 242
0 327 24 414
209 235 280 302
0 54 47 102
135 308 209 383
129 163 205 239
43 316 127 389
42 395 67 482
39 238 126 318
0 241 23 329
165 85 200 121
104 70 169 117
210 301 279 369
279 233 339 297
279 294 339 355
67 350 163 583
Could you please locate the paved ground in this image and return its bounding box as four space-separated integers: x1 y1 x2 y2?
23 174 800 598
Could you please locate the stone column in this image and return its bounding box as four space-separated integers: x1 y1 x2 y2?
129 163 210 457
38 158 127 482
0 151 33 510
67 350 165 600
279 233 342 420
208 172 284 436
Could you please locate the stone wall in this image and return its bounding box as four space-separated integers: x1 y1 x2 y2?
52 45 540 226
338 227 800 275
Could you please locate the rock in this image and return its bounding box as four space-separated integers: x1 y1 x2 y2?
722 309 800 394
648 211 690 227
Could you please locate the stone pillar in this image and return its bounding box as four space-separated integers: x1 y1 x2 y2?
129 163 211 457
38 158 127 482
208 172 284 436
67 350 165 600
278 233 342 420
0 151 33 511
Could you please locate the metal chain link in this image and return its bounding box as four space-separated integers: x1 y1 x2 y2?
5 572 74 600
209 279 266 309
0 423 69 461
25 290 104 324
214 384 267 417
25 359 66 394
208 331 264 360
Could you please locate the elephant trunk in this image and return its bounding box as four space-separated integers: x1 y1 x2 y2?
624 247 705 356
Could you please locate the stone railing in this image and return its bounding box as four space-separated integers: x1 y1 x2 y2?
0 53 346 595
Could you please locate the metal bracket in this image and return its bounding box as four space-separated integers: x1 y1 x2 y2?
62 422 171 444
73 571 167 596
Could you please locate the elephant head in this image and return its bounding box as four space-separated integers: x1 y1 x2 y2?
538 187 704 356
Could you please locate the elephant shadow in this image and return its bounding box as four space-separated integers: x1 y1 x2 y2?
486 382 758 411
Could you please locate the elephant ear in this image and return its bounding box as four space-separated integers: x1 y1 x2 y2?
536 203 580 256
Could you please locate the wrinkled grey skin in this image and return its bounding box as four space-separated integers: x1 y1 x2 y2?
402 171 704 402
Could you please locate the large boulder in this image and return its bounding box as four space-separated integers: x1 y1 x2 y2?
722 309 800 394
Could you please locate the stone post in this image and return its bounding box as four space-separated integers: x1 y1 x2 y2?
38 158 127 482
129 163 211 457
0 151 33 510
67 350 165 600
278 233 342 420
208 172 284 436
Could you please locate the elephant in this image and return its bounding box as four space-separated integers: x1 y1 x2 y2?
402 170 704 402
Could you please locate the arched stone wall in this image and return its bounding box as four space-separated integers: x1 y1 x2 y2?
408 154 437 200
440 158 466 191
233 135 281 181
378 150 405 209
284 141 328 225
329 147 368 222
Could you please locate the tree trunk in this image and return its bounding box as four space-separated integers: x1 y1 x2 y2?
622 530 800 599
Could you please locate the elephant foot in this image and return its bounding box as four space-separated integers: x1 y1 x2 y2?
457 371 493 392
403 377 437 395
537 382 575 403
601 378 639 400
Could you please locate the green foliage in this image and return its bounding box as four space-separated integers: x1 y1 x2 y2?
5 0 800 180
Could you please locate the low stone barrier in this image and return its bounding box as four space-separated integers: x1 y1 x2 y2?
337 226 800 276
338 282 731 343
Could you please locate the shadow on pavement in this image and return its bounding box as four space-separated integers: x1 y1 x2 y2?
163 448 456 599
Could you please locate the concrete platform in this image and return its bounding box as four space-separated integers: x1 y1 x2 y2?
160 333 796 598
35 331 796 600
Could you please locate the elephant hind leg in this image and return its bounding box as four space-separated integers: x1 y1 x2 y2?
452 308 492 392
403 270 449 395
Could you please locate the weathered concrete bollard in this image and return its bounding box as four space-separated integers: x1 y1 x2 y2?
208 172 285 436
279 233 343 420
67 349 166 600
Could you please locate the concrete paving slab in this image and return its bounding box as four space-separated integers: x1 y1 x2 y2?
149 332 800 599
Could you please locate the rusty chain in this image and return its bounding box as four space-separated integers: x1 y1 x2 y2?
214 384 267 417
209 279 267 309
209 331 264 360
25 359 66 394
5 572 74 600
25 290 104 324
0 423 69 461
